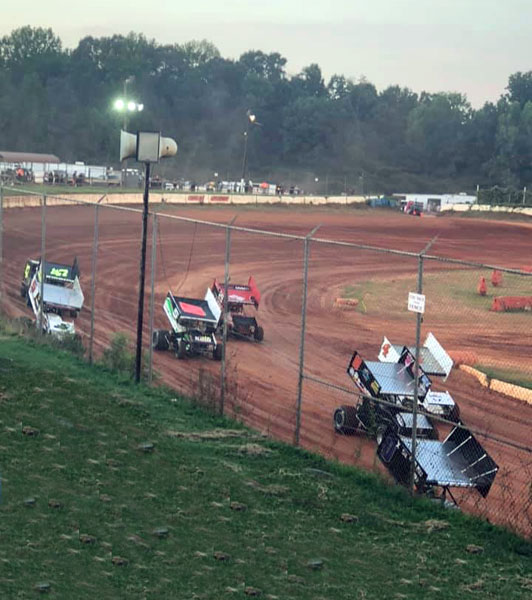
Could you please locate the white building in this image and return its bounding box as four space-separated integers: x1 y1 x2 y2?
393 193 476 212
0 150 108 183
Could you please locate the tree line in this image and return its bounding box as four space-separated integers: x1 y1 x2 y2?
1 26 531 194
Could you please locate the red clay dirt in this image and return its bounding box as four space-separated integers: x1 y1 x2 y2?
3 205 532 536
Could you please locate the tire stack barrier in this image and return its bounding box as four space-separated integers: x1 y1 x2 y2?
441 203 532 217
491 296 532 311
489 378 532 405
459 365 532 405
3 193 368 210
459 364 490 387
334 298 359 309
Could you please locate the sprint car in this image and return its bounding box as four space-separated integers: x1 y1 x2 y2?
152 288 223 360
211 276 264 341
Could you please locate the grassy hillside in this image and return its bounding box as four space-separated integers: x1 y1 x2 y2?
0 333 530 599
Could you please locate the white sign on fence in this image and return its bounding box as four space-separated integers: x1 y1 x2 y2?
408 292 426 314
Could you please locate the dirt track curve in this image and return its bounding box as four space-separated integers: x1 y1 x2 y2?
3 205 532 536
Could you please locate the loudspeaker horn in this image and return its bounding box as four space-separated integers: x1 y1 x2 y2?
159 136 178 158
120 130 138 161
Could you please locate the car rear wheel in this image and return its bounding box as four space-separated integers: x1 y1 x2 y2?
333 405 358 435
254 325 264 342
152 329 170 351
376 425 388 446
213 344 223 361
176 339 187 359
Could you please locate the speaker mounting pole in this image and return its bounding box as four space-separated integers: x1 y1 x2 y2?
119 129 177 384
135 161 151 383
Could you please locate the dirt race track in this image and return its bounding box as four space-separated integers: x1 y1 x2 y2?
3 204 532 537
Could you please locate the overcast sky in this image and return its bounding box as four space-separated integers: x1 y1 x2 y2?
2 0 531 107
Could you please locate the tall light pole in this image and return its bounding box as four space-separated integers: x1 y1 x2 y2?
241 110 259 188
114 77 144 187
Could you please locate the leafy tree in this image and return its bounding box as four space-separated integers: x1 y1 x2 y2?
1 26 531 193
327 75 353 100
406 92 471 176
506 71 532 107
0 26 64 84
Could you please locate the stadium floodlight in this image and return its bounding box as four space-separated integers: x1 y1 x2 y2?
113 98 143 115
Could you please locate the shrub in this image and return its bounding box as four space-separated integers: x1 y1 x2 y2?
101 332 134 374
100 332 151 379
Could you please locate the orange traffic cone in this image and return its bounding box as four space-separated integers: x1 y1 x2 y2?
477 276 487 296
491 269 502 287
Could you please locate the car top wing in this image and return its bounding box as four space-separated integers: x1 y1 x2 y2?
347 349 432 399
378 426 498 498
379 333 453 379
164 289 221 328
41 257 80 283
211 276 261 308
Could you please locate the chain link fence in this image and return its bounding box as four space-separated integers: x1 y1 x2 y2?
1 186 531 538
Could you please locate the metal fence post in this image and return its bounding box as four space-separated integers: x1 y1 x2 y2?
88 204 100 364
295 225 320 446
410 236 437 494
148 212 158 384
409 254 423 494
39 195 46 334
221 217 237 415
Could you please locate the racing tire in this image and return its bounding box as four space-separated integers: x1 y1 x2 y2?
333 405 358 435
20 284 27 299
176 339 187 359
376 425 388 446
449 404 461 423
152 329 170 351
254 325 264 342
213 344 223 361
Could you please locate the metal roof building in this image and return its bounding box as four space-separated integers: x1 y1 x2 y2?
0 151 60 163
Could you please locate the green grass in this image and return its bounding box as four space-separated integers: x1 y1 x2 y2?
342 269 532 316
475 365 532 390
0 333 531 599
1 183 147 196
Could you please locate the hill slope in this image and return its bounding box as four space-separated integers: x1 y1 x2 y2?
0 334 530 599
